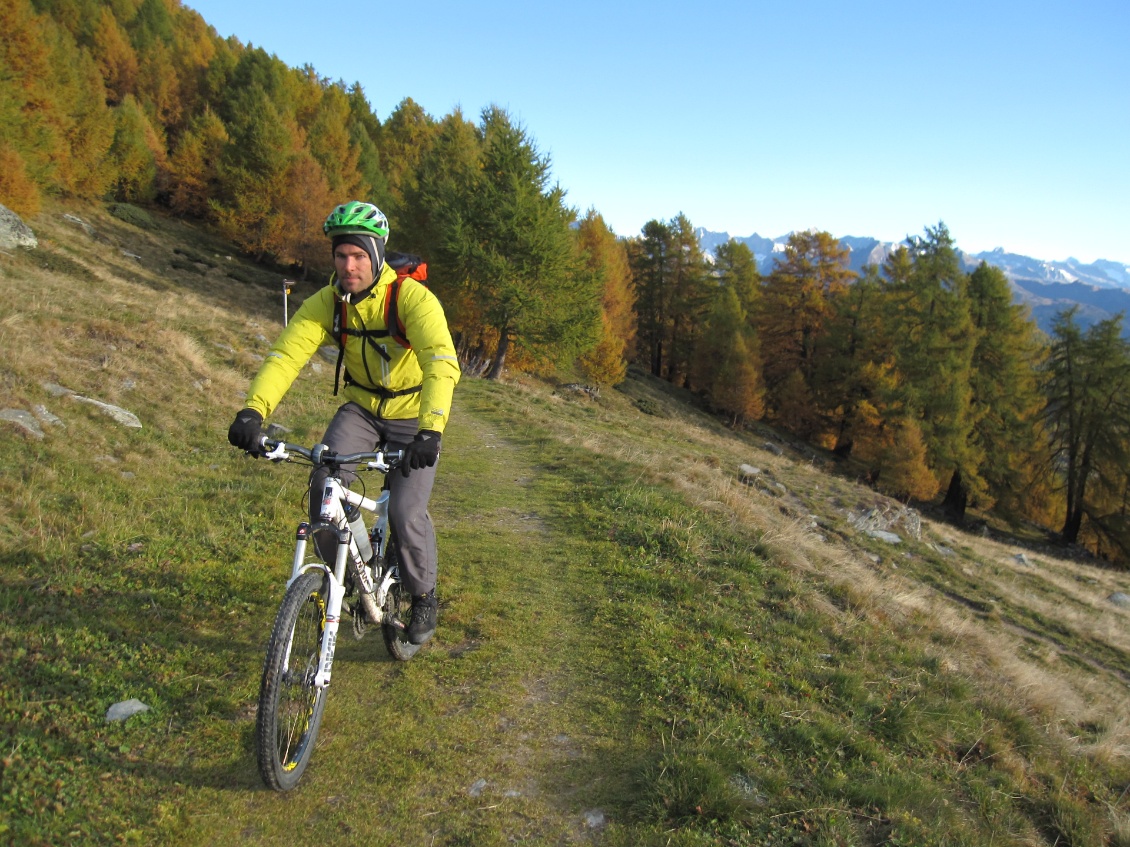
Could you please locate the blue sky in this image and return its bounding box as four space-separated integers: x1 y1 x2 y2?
184 0 1128 264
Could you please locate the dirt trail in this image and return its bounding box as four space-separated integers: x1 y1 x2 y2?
180 399 619 845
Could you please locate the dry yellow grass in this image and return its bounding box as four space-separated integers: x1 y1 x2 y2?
502 373 1130 765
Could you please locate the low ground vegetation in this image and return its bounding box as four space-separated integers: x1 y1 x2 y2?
1 203 1128 845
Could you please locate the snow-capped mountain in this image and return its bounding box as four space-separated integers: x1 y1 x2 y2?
695 227 1130 338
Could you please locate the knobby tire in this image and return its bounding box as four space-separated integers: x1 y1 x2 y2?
256 569 331 791
382 543 420 661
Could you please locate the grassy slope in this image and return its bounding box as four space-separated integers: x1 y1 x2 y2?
0 202 1128 846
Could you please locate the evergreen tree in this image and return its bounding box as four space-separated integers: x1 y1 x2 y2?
167 107 228 218
107 94 163 201
756 230 855 439
691 284 764 426
1043 309 1130 546
407 107 481 276
127 0 174 49
629 219 675 378
712 239 760 317
347 83 390 208
306 81 362 198
426 106 598 378
960 262 1049 521
380 97 437 220
627 214 708 384
665 213 711 387
882 224 977 505
211 84 297 260
824 265 891 458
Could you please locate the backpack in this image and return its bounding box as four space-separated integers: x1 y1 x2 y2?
330 251 429 397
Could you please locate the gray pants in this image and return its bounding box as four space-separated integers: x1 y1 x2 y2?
310 402 438 597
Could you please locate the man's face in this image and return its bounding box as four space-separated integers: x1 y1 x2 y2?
334 244 373 294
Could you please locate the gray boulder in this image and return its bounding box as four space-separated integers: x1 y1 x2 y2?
72 395 142 429
62 213 96 236
32 405 64 428
0 204 37 250
0 409 44 439
868 530 902 544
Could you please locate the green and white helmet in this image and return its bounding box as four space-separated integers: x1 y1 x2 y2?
323 201 390 244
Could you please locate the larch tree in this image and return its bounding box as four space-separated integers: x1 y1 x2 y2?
691 284 765 426
664 213 711 387
347 83 390 209
90 6 138 106
881 224 977 506
107 94 164 201
167 107 228 218
959 262 1048 522
712 239 761 317
41 16 117 200
379 97 438 221
756 230 855 439
277 151 336 279
427 106 598 379
0 0 54 212
0 143 40 217
629 219 675 378
1043 310 1130 546
824 265 891 457
576 210 636 387
212 83 297 260
306 82 363 198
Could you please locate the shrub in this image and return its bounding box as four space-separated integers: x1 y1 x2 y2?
108 203 156 230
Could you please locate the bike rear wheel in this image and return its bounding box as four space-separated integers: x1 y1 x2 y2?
381 546 421 661
256 569 331 790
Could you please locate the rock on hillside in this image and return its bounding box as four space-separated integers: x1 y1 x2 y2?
0 204 37 251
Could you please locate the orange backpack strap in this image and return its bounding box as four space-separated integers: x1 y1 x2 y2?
384 252 429 349
383 277 410 349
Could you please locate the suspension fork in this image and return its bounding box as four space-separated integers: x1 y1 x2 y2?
312 524 350 689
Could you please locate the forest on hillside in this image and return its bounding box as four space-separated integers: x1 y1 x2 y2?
2 0 1129 565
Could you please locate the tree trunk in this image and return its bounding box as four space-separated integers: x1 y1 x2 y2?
486 331 510 380
1061 506 1085 544
1061 449 1094 544
943 469 968 524
832 414 853 458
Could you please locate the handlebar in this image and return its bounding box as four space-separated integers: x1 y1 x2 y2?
258 437 403 472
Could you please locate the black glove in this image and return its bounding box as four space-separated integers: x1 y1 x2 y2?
401 430 441 477
227 408 264 454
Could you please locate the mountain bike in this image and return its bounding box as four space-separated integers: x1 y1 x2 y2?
253 437 418 791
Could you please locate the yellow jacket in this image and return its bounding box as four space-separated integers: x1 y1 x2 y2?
245 262 461 433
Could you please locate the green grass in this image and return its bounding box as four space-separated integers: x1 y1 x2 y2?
0 201 1128 845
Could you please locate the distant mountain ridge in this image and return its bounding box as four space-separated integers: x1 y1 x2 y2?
695 227 1130 338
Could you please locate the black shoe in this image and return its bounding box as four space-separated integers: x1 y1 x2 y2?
406 591 437 645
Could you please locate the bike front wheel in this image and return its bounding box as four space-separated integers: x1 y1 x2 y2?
256 569 331 791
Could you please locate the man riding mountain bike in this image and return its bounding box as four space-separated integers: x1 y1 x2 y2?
227 201 461 646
